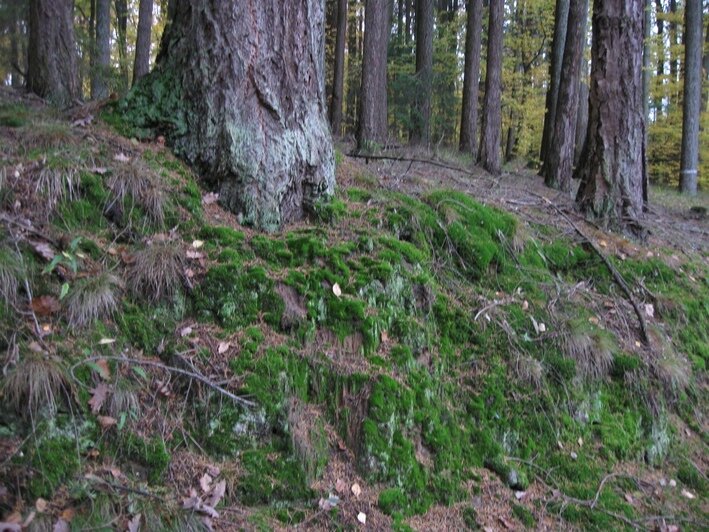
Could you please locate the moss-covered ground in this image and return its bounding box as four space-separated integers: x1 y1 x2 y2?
0 90 707 530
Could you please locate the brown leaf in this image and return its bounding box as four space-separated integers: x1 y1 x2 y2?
31 295 61 316
114 153 130 163
351 483 361 497
127 514 141 532
30 240 55 261
335 478 347 494
59 508 75 522
206 465 220 477
97 416 117 430
35 498 48 513
88 382 110 414
94 359 111 380
200 473 213 494
217 342 230 355
205 480 226 508
202 193 219 205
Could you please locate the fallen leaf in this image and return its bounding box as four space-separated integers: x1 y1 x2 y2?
88 382 110 414
357 512 367 524
332 283 342 297
127 514 141 532
570 451 578 460
206 480 226 508
35 498 48 513
538 322 547 333
90 167 108 175
206 466 221 477
200 474 213 494
514 491 526 500
578 437 583 447
530 316 540 334
681 489 695 499
380 330 389 343
192 240 204 249
186 250 204 260
94 359 111 380
30 241 55 261
351 483 362 497
217 342 230 354
71 115 93 127
97 416 117 430
180 326 193 337
644 304 654 318
588 316 600 325
599 240 608 248
522 300 529 311
624 493 634 504
114 153 130 163
202 193 219 205
59 508 75 522
335 479 347 494
31 295 61 316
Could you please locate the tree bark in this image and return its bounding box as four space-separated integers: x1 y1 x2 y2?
478 0 503 175
678 0 702 195
28 0 80 105
91 0 110 99
132 0 154 86
357 0 391 150
410 0 434 145
655 0 664 77
115 0 129 90
459 0 484 153
329 0 348 136
539 0 570 169
123 0 335 231
574 81 589 167
345 0 362 133
668 0 677 83
575 0 646 233
544 0 588 192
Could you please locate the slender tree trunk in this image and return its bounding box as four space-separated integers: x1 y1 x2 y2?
539 0 570 169
121 0 335 231
478 0 503 175
406 0 414 44
115 0 129 90
678 0 702 195
655 0 664 77
410 0 434 144
345 0 361 134
642 0 651 203
398 0 404 37
669 0 677 83
133 0 154 86
357 0 391 150
329 0 348 135
544 0 588 192
459 0 484 153
702 20 708 111
575 0 646 233
28 0 81 105
9 6 23 88
91 0 110 99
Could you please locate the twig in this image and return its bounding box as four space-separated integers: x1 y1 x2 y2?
348 152 478 177
85 473 163 500
70 356 256 408
531 193 650 345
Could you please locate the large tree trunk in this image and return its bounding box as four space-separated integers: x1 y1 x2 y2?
345 0 362 134
574 81 589 167
539 0 570 170
132 0 154 86
27 0 80 105
123 1 335 231
91 0 110 99
575 0 645 233
544 0 588 192
357 0 391 150
329 0 348 136
459 0 484 154
9 4 24 88
478 0 503 175
410 0 434 145
115 0 129 90
678 0 702 195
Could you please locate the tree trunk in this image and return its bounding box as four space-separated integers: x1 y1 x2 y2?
410 0 434 145
668 0 677 83
574 81 589 167
9 5 23 88
329 0 348 135
544 0 588 192
478 0 503 175
575 0 645 232
678 0 702 195
406 0 414 44
345 0 361 134
123 0 335 231
115 0 129 90
655 0 664 77
539 0 570 169
91 0 110 99
704 20 709 111
28 0 80 105
459 0 484 153
132 0 154 86
357 0 391 150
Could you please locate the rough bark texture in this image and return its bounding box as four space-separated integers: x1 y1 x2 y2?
539 0 570 169
27 0 80 105
345 1 361 133
132 0 154 86
91 0 110 99
115 0 129 89
574 81 589 166
544 0 588 192
357 0 390 150
575 0 645 232
678 0 702 195
478 0 503 175
329 0 348 135
655 0 664 77
459 0 484 153
410 0 434 145
123 0 335 231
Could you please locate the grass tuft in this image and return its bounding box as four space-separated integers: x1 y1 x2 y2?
0 246 23 304
2 352 70 417
65 272 122 329
127 241 185 302
514 354 544 390
107 160 166 226
561 319 615 381
34 154 80 209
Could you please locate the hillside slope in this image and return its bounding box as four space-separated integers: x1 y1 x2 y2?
0 88 707 530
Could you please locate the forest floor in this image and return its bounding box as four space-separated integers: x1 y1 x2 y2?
0 87 707 531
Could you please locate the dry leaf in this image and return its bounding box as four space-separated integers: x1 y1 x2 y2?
206 466 221 477
90 167 108 175
94 359 111 380
514 491 526 500
180 327 193 337
205 480 226 508
217 342 230 355
88 382 110 414
522 300 529 311
97 338 116 346
186 250 204 260
202 193 219 205
357 512 367 524
31 295 61 316
192 240 204 249
332 283 342 297
59 508 75 522
127 514 141 532
97 416 117 430
30 241 55 261
538 322 547 333
599 240 608 248
200 474 213 494
644 304 654 318
114 153 130 163
380 330 389 343
35 498 48 513
335 479 347 494
681 489 696 499
351 483 362 497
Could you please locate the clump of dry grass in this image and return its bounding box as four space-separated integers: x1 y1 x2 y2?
107 160 166 226
65 272 122 329
561 319 616 381
2 352 70 417
648 327 691 400
0 246 23 305
23 121 76 150
108 378 140 419
127 241 185 302
513 354 544 390
34 154 80 209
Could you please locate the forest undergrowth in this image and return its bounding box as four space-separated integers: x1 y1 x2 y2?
0 88 707 530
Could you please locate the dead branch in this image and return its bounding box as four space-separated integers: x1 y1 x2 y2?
347 152 478 177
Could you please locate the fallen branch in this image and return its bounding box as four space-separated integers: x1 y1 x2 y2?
347 152 477 177
532 193 650 345
71 356 256 408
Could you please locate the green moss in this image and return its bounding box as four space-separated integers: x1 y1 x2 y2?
485 457 529 490
198 225 245 248
119 432 170 483
56 198 107 230
347 187 373 203
512 504 536 527
462 506 479 529
378 487 408 515
312 197 347 223
0 103 28 127
251 235 294 265
611 354 641 379
677 460 708 496
117 298 184 352
236 446 313 506
26 436 80 499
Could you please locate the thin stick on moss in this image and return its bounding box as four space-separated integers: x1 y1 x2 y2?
70 356 256 408
531 193 650 345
